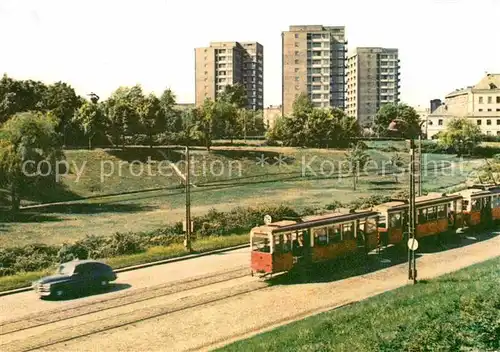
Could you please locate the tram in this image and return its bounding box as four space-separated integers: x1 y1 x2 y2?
250 211 379 276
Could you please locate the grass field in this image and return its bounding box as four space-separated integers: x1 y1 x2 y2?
0 144 484 247
220 257 500 352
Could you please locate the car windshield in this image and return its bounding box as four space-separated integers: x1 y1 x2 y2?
57 263 75 275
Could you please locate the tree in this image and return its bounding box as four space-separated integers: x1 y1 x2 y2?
280 94 313 146
139 94 165 148
344 142 371 191
0 75 48 124
159 88 181 133
196 99 217 151
218 84 248 109
0 112 63 212
438 117 482 156
44 82 82 146
390 153 404 183
104 86 143 148
73 101 105 149
374 103 421 138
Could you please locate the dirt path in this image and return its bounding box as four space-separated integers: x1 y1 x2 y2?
19 234 499 352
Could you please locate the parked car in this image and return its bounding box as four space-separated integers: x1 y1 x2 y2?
32 260 117 299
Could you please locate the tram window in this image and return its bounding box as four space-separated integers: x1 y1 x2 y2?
471 199 481 211
493 196 500 208
342 224 354 241
418 209 427 224
484 197 491 208
463 200 469 211
437 205 446 219
329 225 342 243
252 236 270 253
313 227 328 246
427 207 437 221
389 213 401 228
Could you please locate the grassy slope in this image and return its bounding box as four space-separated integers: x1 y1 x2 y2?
220 257 500 352
0 145 481 246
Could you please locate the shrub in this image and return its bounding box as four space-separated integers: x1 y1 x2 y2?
57 243 89 263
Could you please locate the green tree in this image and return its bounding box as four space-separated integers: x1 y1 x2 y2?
73 101 105 149
438 117 482 156
44 82 82 146
374 103 421 138
0 75 48 123
159 88 181 133
344 142 371 191
139 94 165 148
280 94 313 146
0 112 63 212
104 86 144 148
195 99 217 151
218 84 248 109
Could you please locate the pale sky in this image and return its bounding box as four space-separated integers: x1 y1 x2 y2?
0 0 498 108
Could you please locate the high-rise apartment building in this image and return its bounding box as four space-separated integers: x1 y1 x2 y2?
346 47 400 126
282 25 347 116
195 41 264 110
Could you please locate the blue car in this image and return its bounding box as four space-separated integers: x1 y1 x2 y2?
32 260 117 299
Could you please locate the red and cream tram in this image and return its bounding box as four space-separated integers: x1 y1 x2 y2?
250 211 379 276
374 193 463 245
453 185 500 227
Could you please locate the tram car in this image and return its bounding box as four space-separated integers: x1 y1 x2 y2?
374 192 464 247
452 185 500 227
250 211 380 276
250 192 468 277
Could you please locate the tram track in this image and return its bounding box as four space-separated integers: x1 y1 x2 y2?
0 266 251 338
0 278 269 352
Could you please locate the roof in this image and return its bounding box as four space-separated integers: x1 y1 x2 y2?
376 193 463 211
268 211 379 234
473 74 500 90
60 259 105 267
454 188 492 198
301 212 345 221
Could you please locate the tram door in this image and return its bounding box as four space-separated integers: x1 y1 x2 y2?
292 230 311 264
480 196 493 226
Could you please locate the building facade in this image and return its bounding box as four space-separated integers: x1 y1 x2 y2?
195 41 263 110
346 47 400 126
426 74 500 138
282 25 347 116
263 105 282 129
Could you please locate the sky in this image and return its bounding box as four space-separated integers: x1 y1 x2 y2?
0 0 498 109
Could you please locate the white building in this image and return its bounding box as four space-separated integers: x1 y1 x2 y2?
426 73 500 139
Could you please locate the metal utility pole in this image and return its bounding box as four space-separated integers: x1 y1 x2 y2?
417 135 423 196
184 146 192 252
409 139 417 284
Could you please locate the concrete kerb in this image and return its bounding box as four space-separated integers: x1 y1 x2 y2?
0 243 250 298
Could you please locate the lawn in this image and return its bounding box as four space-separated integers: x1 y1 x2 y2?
0 145 482 247
220 257 500 352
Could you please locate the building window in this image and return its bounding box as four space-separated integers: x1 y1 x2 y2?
497 119 500 125
487 131 492 136
497 96 500 103
295 77 299 81
487 119 492 125
477 120 482 125
497 131 500 136
295 42 299 48
479 97 483 103
488 96 493 104
479 109 483 112
488 109 492 112
295 51 299 56
438 119 443 126
295 68 299 73
295 59 299 64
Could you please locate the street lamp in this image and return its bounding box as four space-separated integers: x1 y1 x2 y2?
387 119 425 284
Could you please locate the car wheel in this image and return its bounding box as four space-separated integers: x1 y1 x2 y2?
100 280 109 288
54 289 65 298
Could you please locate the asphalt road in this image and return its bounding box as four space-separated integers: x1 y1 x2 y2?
0 247 249 324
